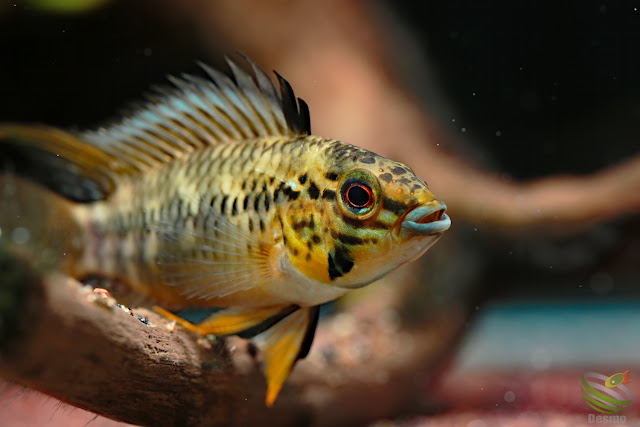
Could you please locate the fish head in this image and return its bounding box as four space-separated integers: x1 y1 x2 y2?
281 144 450 290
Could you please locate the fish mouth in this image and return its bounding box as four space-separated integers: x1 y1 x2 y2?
401 202 451 236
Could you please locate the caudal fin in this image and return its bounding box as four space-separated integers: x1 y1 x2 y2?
0 123 118 202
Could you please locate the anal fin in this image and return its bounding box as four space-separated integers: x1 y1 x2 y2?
153 305 298 336
256 306 319 407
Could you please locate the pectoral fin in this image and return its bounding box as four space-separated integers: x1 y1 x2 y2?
255 306 319 406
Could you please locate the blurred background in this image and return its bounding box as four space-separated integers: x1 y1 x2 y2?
1 0 639 425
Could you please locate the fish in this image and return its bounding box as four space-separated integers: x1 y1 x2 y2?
605 371 633 388
0 55 451 406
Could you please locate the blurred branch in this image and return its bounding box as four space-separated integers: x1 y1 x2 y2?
0 250 465 426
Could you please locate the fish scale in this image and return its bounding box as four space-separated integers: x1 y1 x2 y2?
0 56 450 406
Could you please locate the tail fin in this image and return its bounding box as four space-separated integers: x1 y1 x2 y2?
0 123 118 202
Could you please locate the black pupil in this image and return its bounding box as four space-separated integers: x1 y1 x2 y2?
347 184 371 207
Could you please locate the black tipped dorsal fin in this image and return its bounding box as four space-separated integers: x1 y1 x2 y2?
80 55 311 169
1 56 310 201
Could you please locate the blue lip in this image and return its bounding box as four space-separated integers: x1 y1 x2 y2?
401 203 451 235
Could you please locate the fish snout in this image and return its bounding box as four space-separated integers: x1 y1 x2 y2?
400 201 451 236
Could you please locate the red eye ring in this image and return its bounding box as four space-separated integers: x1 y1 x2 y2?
345 183 373 208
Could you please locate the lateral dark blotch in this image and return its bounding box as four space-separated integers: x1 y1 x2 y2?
298 174 308 184
328 254 340 280
311 234 321 244
334 245 354 275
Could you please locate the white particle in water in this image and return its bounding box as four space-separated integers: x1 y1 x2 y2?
504 391 516 402
461 127 467 133
496 130 502 136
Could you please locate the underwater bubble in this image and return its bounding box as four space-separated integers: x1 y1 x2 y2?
11 227 30 245
504 390 515 402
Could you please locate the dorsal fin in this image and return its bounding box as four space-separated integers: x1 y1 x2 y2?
79 55 311 171
0 56 311 202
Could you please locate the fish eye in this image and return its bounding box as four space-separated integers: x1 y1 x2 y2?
337 169 381 219
345 183 372 208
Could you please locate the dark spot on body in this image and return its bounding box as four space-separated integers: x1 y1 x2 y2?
254 194 261 211
264 194 271 211
412 183 422 191
360 157 376 164
308 215 315 229
308 182 320 199
259 219 265 232
248 218 254 232
322 189 336 200
307 241 313 249
293 248 299 256
391 166 408 175
328 254 340 280
220 195 228 214
398 177 411 185
298 174 308 184
232 198 238 215
312 234 321 244
306 253 312 261
288 190 300 201
335 245 354 275
337 233 364 245
243 196 249 211
325 172 339 181
379 173 393 183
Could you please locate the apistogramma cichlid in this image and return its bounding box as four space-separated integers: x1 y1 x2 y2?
0 56 451 406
